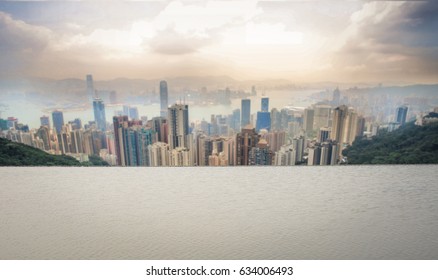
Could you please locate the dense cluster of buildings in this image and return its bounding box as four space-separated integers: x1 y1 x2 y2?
1 75 419 166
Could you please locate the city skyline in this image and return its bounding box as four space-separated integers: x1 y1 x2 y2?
0 1 437 84
3 74 436 167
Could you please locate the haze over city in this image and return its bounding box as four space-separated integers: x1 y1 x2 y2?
1 1 438 267
1 0 437 84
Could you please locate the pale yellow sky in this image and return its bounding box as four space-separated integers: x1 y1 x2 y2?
0 0 437 84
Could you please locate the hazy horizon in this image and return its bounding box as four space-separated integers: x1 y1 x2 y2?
1 0 437 84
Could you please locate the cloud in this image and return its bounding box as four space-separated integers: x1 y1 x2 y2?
1 0 437 83
0 11 52 52
0 11 53 77
49 1 262 57
332 1 438 83
149 27 213 55
245 22 302 45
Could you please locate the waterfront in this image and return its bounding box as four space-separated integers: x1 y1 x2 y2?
1 165 437 259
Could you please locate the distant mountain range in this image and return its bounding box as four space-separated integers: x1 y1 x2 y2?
1 75 437 102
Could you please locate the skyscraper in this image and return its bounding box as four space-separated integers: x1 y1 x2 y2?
270 108 281 131
168 104 189 149
113 115 129 166
152 117 168 143
332 87 341 106
241 99 251 128
292 136 305 163
129 107 139 120
331 105 363 158
256 97 271 132
86 74 95 102
160 81 168 118
36 126 51 151
256 111 271 132
318 127 331 143
148 142 170 167
274 145 297 166
303 108 314 137
396 106 408 125
331 105 349 144
93 98 107 131
231 109 241 131
313 105 332 131
261 97 269 112
236 126 260 165
40 115 50 129
112 116 143 166
249 139 273 165
52 110 64 134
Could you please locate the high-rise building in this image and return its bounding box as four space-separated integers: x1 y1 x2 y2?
236 126 260 165
120 126 154 166
263 130 286 152
168 104 189 149
249 139 273 165
331 105 349 144
307 144 321 166
169 147 192 166
270 108 281 131
396 106 408 125
151 117 168 143
40 115 50 129
303 108 314 137
241 99 251 128
261 97 269 112
280 108 292 130
36 126 51 151
52 110 64 134
69 118 82 130
332 87 341 106
256 111 271 132
112 117 142 166
7 117 18 128
313 105 332 131
129 106 139 120
274 145 296 166
93 98 107 131
70 130 84 154
148 142 170 167
331 105 364 157
113 116 128 166
160 81 168 118
318 127 331 143
320 141 338 165
231 109 241 131
292 136 305 163
86 74 95 102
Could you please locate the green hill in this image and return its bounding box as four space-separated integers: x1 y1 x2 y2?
0 137 83 166
343 122 438 164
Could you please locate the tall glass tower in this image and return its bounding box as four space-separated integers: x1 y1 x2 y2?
160 81 168 118
52 110 64 133
261 97 269 112
241 99 251 128
396 106 408 125
93 98 107 131
86 74 95 102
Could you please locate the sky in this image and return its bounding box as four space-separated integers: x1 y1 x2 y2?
0 0 437 84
